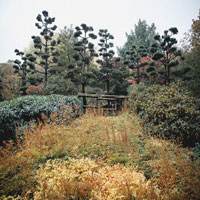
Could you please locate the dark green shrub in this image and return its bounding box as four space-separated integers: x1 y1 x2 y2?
128 82 200 147
192 143 200 160
0 95 82 145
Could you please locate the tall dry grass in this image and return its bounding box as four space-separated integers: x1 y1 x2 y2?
0 108 199 199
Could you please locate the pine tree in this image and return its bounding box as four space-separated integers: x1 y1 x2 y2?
13 49 36 95
37 26 78 96
96 29 120 93
111 60 130 95
124 45 148 84
30 10 61 84
118 19 157 58
69 23 98 107
149 27 184 84
57 26 77 67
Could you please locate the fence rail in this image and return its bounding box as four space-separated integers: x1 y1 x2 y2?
78 93 129 110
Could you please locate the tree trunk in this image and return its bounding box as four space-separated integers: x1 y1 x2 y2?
45 62 48 85
136 67 140 84
22 70 26 95
82 82 87 109
163 62 167 85
44 38 48 85
165 52 169 85
106 78 110 93
167 66 170 85
106 78 111 107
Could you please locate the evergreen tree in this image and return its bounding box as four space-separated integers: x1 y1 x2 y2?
37 26 78 96
68 23 98 107
178 11 200 96
149 27 184 85
118 19 157 58
0 73 3 101
111 60 130 95
124 45 148 84
30 10 61 84
96 29 120 93
13 49 36 95
191 9 200 48
57 26 77 67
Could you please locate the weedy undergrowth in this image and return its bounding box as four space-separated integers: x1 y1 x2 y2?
0 108 199 199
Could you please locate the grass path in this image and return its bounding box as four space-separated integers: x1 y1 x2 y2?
0 111 200 199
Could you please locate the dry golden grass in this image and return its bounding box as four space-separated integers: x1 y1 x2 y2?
0 109 199 199
34 158 158 200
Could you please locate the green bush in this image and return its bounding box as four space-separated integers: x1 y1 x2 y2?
0 95 82 145
128 82 200 147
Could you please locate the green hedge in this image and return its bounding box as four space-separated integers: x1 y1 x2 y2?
0 95 82 145
128 82 200 147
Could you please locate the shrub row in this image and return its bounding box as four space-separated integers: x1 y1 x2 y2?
0 95 82 145
128 81 200 147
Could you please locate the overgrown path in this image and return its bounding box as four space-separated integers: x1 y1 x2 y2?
0 111 200 199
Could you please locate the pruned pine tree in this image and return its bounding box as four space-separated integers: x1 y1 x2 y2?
69 23 98 107
31 10 61 84
111 60 130 95
124 45 148 84
13 49 36 95
149 27 184 84
37 26 78 96
96 29 120 93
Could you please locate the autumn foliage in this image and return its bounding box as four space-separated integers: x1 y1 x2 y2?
35 158 158 200
26 84 43 95
128 55 152 84
0 110 199 199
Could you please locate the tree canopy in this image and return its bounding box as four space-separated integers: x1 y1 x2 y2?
124 45 148 84
13 49 36 95
30 10 61 84
67 23 98 107
191 9 200 48
118 19 157 58
149 27 184 84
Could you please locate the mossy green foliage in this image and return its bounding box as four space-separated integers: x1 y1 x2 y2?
0 95 82 145
128 81 200 147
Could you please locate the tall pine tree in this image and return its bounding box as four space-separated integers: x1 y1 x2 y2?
124 45 148 84
30 10 61 84
13 49 36 95
68 24 98 107
96 29 120 93
149 27 184 84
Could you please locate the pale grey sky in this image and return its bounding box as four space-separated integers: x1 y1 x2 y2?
0 0 199 63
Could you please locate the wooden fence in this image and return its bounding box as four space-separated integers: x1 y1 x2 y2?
78 93 129 111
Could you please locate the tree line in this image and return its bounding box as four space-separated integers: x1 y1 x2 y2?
0 9 200 104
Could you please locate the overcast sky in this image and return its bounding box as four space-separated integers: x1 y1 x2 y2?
0 0 199 63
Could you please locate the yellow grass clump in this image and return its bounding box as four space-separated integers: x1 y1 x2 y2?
34 158 158 200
